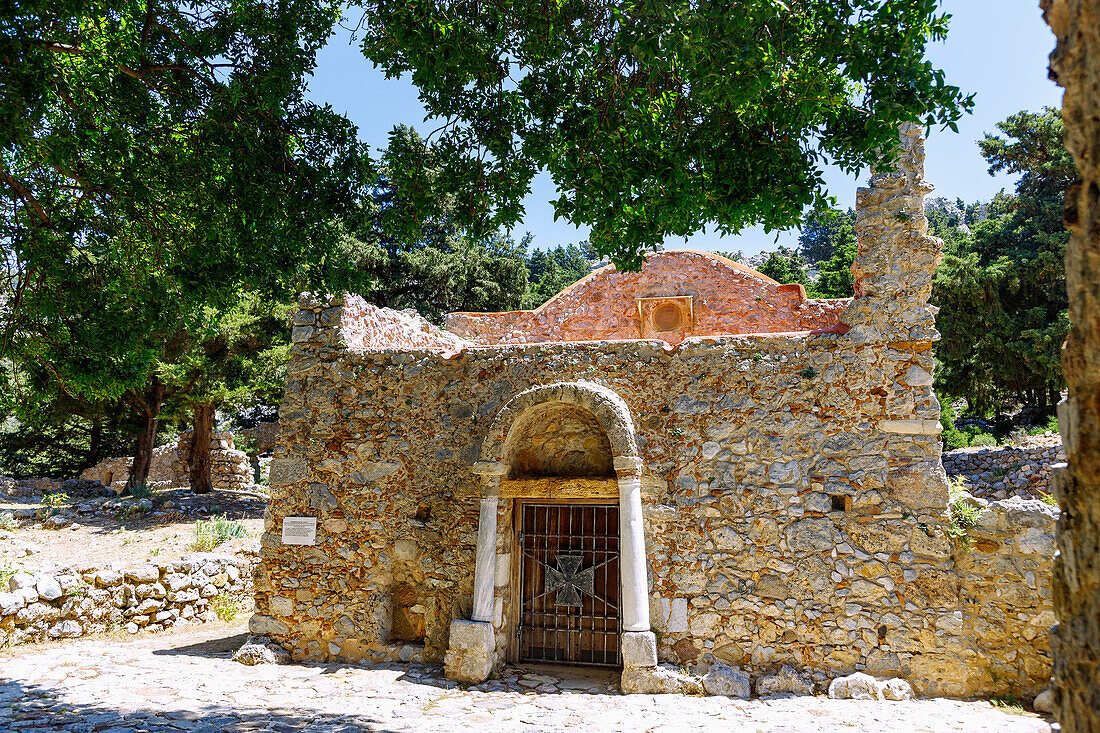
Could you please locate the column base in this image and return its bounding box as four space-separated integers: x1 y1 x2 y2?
443 620 495 684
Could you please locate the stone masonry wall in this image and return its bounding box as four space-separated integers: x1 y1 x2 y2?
1043 0 1100 729
255 323 1053 696
253 126 1055 699
445 250 849 345
0 553 255 646
81 431 252 493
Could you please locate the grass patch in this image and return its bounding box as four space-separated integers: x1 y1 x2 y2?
128 484 154 500
192 515 248 551
990 697 1028 715
0 560 16 587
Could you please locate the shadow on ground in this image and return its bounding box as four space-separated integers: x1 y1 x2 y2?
150 629 620 696
1 676 397 733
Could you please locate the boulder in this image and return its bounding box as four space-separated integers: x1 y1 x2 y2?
1033 689 1055 714
828 672 881 700
47 620 82 638
702 662 751 698
880 678 913 701
0 591 26 615
233 635 291 665
36 576 63 602
620 664 705 695
44 514 72 530
755 665 815 696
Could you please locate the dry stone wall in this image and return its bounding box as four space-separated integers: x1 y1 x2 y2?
80 431 253 493
943 435 1064 501
253 125 1056 699
0 553 255 646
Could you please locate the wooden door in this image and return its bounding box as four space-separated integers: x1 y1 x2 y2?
517 503 621 666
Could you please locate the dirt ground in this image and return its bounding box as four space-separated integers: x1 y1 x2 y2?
0 486 265 574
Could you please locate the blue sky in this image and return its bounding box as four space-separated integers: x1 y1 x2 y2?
306 1 1063 256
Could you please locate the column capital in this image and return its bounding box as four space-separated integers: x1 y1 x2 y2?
472 461 508 477
613 456 643 476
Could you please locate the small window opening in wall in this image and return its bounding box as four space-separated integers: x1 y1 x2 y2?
831 494 852 512
877 625 888 642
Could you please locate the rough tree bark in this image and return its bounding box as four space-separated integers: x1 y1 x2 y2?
1042 0 1100 730
188 402 215 494
124 377 165 495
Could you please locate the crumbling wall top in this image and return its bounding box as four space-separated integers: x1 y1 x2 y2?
446 250 849 345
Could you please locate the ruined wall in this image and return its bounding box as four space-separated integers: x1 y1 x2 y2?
1043 0 1100 728
254 313 1052 696
81 431 252 493
252 126 1055 698
445 250 849 345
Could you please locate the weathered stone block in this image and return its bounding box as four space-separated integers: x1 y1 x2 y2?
443 620 494 684
621 630 657 668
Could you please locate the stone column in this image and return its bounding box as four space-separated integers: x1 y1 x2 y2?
615 456 650 633
613 455 658 691
1043 1 1100 730
444 461 507 684
471 495 499 623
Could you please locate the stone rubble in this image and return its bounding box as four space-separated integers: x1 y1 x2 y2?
942 433 1063 501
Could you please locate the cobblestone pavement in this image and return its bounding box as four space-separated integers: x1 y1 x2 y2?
0 621 1052 733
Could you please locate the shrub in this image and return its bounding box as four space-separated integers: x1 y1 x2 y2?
211 593 241 622
192 515 248 551
0 512 17 531
947 477 982 551
128 484 153 500
43 491 69 508
1027 414 1060 436
970 433 998 447
942 427 971 451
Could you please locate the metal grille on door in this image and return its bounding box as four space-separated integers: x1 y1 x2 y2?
517 503 621 666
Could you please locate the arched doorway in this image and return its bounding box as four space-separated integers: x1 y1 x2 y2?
503 400 621 666
444 381 656 684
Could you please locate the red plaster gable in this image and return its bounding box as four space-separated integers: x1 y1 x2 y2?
446 250 850 345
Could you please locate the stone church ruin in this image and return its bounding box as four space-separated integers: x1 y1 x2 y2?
252 126 1056 698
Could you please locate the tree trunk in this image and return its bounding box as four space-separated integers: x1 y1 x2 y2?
78 418 104 475
189 402 215 494
125 378 165 495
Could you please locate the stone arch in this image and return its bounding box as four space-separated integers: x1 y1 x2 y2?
445 381 654 685
480 381 640 469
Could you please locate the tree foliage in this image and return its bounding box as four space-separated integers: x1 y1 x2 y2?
523 243 595 308
798 208 856 264
932 108 1073 416
757 249 811 290
341 126 529 323
358 0 972 267
1 0 372 489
